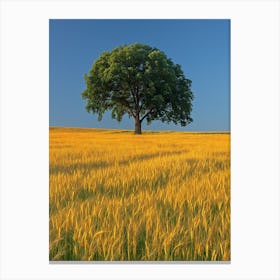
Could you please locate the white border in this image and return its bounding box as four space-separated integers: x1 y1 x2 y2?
0 0 279 279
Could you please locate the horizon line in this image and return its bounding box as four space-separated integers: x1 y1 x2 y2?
49 126 230 133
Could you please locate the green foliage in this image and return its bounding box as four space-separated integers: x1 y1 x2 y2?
82 43 194 130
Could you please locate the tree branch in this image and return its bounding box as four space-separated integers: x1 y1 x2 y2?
126 107 136 118
140 108 153 122
127 72 138 112
130 89 137 108
111 95 136 118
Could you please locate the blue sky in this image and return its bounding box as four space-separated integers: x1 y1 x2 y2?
49 19 230 131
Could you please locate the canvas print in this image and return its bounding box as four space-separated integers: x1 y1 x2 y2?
49 19 230 261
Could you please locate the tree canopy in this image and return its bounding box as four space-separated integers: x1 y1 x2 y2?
82 43 194 134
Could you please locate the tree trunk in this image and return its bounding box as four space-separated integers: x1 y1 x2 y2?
134 116 142 134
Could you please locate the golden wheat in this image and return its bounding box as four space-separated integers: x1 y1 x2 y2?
49 127 230 261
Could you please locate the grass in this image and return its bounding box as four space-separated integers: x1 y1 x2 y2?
49 127 230 261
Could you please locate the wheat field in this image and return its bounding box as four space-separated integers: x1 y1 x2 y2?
49 127 230 261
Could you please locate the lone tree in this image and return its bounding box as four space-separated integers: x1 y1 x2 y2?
82 43 193 134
